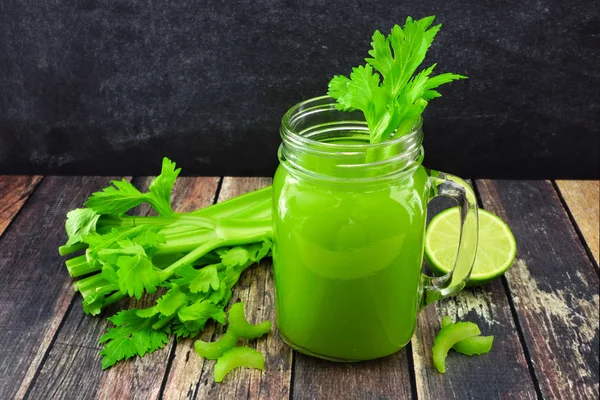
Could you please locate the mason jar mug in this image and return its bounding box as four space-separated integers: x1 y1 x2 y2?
272 96 478 361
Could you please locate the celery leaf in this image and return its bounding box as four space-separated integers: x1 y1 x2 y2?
116 254 162 299
189 264 221 293
328 16 467 143
156 286 189 316
147 157 181 216
99 310 169 369
65 208 101 246
85 179 146 217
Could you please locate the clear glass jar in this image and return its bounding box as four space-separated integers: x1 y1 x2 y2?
272 96 478 361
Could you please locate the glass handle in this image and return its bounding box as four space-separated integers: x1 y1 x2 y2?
421 170 479 306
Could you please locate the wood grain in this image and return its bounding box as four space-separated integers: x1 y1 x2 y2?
25 176 220 400
0 176 123 400
292 351 413 400
477 179 599 399
412 194 537 399
162 177 293 400
0 175 42 237
555 180 599 266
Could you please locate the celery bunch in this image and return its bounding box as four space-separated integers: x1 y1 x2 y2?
60 158 273 369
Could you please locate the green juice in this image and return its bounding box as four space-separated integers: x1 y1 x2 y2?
272 163 430 360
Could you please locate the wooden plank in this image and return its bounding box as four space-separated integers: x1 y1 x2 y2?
26 176 220 400
477 179 599 399
413 287 536 399
0 176 123 400
555 180 599 266
0 175 42 237
162 177 293 400
412 195 537 399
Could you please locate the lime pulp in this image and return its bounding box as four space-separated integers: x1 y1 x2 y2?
425 207 517 286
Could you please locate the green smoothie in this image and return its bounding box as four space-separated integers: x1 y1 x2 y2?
272 162 429 360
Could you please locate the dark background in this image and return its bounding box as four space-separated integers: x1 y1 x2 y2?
0 0 598 178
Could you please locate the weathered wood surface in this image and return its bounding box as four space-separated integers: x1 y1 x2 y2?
1 176 599 400
477 179 599 400
25 176 220 400
412 194 537 400
555 180 599 266
0 177 122 400
292 351 413 400
162 177 293 400
0 175 42 237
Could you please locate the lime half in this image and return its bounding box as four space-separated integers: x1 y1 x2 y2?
425 207 517 286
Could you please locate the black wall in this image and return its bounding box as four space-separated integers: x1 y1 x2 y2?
1 0 598 178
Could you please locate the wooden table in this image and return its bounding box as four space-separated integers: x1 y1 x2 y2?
0 176 598 400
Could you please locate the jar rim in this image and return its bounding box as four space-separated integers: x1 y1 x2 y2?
281 95 423 149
